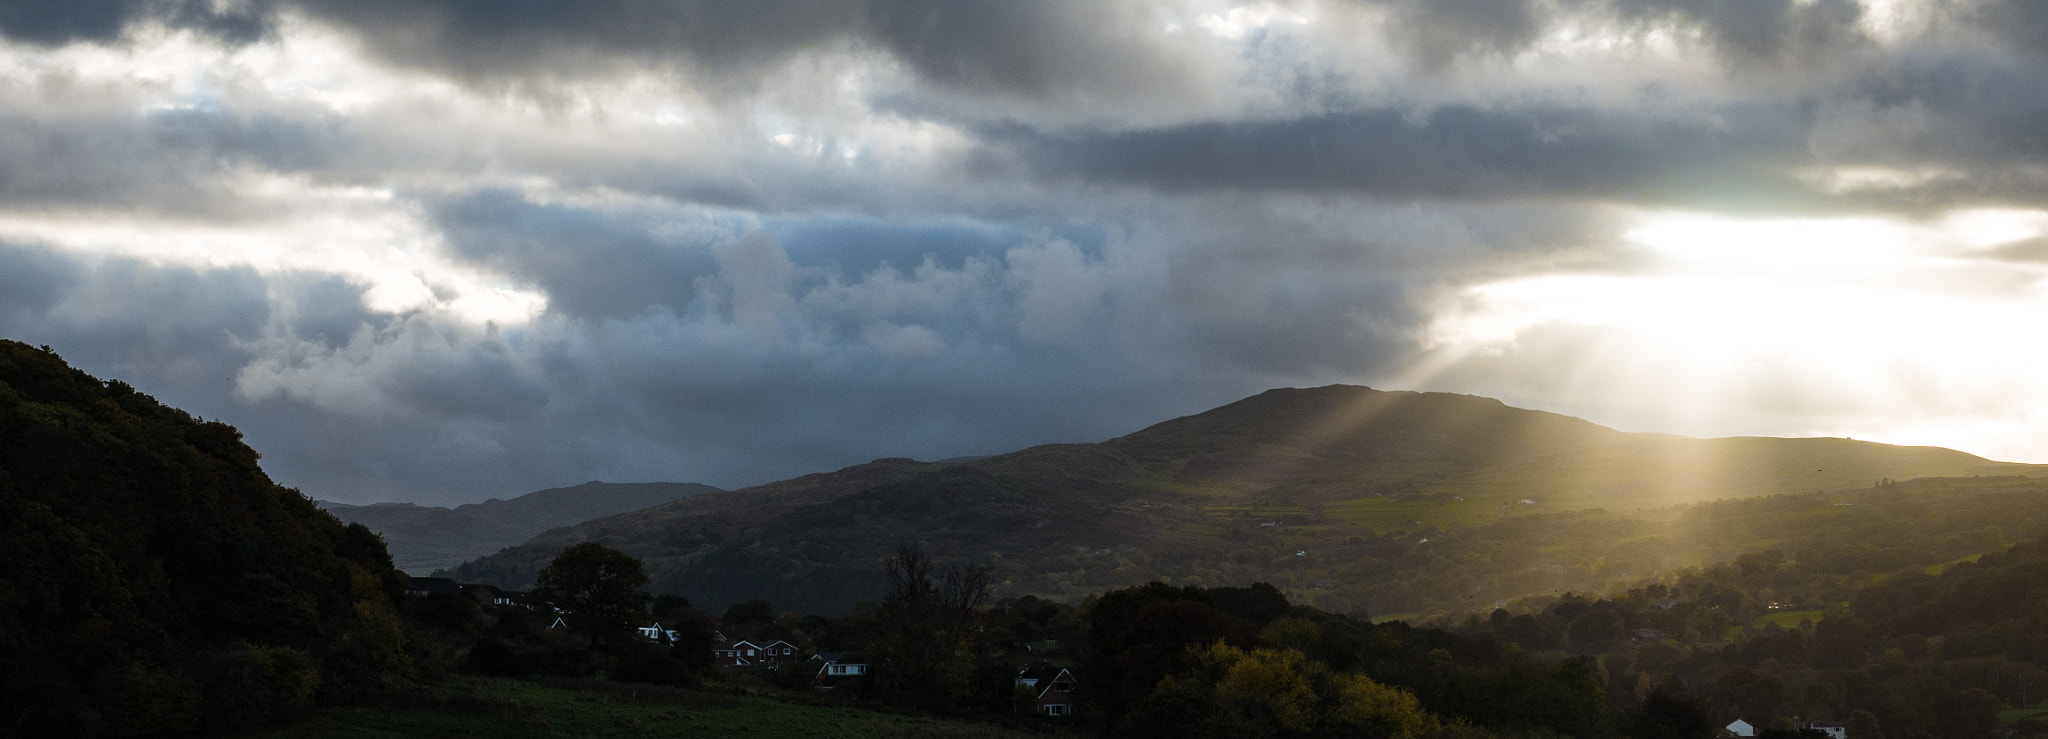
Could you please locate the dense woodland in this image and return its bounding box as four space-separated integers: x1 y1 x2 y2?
0 341 411 735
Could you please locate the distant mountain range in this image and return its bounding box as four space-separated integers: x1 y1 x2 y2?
451 385 2046 613
322 481 721 573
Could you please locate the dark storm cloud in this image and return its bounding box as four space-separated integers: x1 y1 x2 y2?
0 106 351 216
1355 0 1867 69
862 0 1205 104
291 0 1209 107
1834 55 2048 164
0 0 263 45
0 242 272 418
430 190 727 320
0 241 83 318
1792 51 2048 210
0 0 1204 113
1370 0 1547 69
1967 0 2048 58
1001 103 1817 208
1609 0 1867 65
288 0 859 89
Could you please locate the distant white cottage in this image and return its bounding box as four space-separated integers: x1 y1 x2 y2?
1727 719 1755 737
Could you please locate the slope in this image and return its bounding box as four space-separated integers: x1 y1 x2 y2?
323 481 721 573
453 385 2043 613
0 340 407 736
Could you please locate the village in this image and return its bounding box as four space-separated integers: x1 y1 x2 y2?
402 575 1080 717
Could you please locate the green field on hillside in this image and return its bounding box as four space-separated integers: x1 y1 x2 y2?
1756 610 1825 629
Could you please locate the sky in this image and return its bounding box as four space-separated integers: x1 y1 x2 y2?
3 0 2048 505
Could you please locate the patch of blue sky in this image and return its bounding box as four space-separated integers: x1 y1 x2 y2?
766 214 1107 275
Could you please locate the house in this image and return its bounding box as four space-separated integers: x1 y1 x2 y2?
1015 665 1077 717
491 590 532 608
1726 719 1755 737
715 640 805 668
755 640 804 664
1024 639 1065 655
712 643 753 668
1808 723 1846 739
1628 629 1670 643
403 576 462 597
458 583 501 607
406 577 530 608
638 622 685 644
813 652 873 690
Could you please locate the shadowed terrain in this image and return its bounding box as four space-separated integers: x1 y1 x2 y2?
323 481 721 573
454 385 2042 613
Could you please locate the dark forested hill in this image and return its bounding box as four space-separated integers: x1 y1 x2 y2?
323 481 721 573
453 385 2042 614
0 341 408 737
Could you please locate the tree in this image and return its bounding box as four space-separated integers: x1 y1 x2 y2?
531 542 652 646
1846 709 1884 739
721 598 774 639
876 543 991 703
1085 583 1252 725
1626 687 1716 739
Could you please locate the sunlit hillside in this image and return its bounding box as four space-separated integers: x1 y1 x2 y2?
454 385 2047 614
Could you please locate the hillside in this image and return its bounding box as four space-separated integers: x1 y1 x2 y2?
323 481 721 573
453 385 2043 614
1460 485 2048 737
0 340 407 736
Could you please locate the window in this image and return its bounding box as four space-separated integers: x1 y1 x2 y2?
1046 704 1068 716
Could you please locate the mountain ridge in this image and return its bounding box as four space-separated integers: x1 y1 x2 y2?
452 384 2043 613
323 480 721 573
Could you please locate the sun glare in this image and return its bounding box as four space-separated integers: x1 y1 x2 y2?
1415 209 2048 462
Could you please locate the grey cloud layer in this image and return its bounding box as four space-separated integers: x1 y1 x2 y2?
3 1 2047 502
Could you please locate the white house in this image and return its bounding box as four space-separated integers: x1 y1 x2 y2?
813 652 873 690
1727 719 1755 737
1016 665 1077 717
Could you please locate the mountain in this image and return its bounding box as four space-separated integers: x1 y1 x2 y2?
322 481 721 573
0 340 406 735
452 385 2044 614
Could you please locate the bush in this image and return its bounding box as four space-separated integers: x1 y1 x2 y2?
463 639 521 676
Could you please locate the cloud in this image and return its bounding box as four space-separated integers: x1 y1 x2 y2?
1612 0 1869 66
1001 104 1814 209
0 0 263 46
5 0 2048 507
288 0 861 93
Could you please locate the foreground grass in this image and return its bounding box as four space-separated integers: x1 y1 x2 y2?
2000 700 2048 723
251 675 1057 739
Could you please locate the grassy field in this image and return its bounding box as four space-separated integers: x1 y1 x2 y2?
1755 610 1825 629
2000 700 2048 723
248 676 1056 739
1924 553 1986 575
